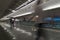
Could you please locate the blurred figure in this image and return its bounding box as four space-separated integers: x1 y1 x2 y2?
35 23 44 40
23 17 26 21
9 17 15 29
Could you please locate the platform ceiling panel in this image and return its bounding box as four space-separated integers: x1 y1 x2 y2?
41 0 60 10
0 0 14 18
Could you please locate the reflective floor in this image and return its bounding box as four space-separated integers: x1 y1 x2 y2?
0 22 60 40
0 22 36 40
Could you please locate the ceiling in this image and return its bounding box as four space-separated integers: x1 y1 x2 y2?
0 0 37 20
1 0 60 21
42 0 60 10
0 0 14 18
0 0 27 18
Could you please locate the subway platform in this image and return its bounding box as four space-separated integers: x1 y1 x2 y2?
0 22 60 40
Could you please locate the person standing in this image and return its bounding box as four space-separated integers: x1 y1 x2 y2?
35 23 44 40
9 17 15 29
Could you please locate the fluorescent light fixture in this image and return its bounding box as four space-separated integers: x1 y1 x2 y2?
0 11 34 20
35 15 39 18
28 0 32 2
43 4 60 11
12 10 16 12
0 18 9 20
13 11 34 17
13 37 16 39
15 19 19 21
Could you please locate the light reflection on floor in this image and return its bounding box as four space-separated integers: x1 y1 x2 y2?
14 27 32 36
0 22 34 40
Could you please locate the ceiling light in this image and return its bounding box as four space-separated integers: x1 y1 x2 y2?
0 18 9 20
12 10 16 12
35 15 39 18
28 0 32 2
43 4 60 11
13 11 34 17
15 19 19 21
